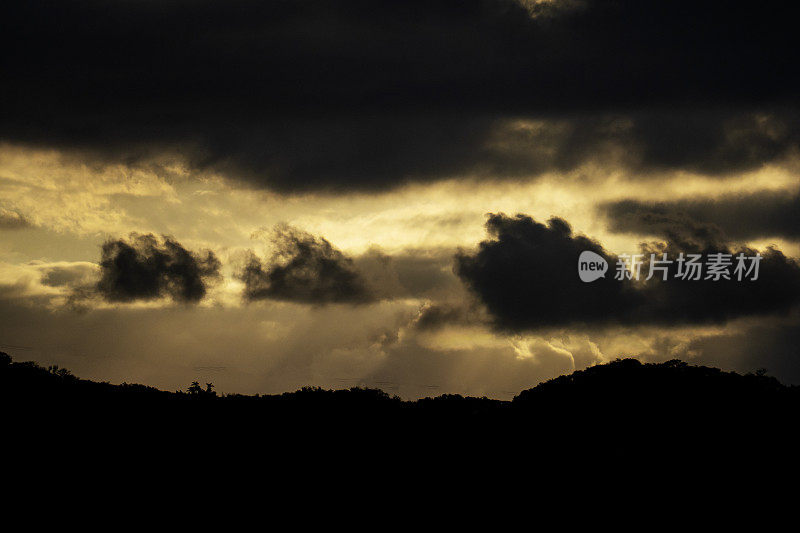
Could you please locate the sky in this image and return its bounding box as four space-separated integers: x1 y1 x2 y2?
1 0 799 398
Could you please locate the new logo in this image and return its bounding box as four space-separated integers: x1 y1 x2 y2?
578 251 608 282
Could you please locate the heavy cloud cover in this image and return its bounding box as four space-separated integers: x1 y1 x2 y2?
456 214 800 330
241 226 372 304
239 227 467 304
604 191 800 242
98 234 221 303
3 1 800 190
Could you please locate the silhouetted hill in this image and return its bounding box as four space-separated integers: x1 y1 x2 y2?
3 350 796 414
515 357 794 415
513 358 799 452
4 351 798 469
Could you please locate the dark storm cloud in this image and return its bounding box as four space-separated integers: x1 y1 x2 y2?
455 215 642 329
241 226 372 304
623 112 800 176
455 214 800 330
2 1 800 190
98 234 221 303
604 191 800 242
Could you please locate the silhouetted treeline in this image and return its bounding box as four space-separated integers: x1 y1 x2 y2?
3 351 796 415
3 350 798 469
0 351 507 415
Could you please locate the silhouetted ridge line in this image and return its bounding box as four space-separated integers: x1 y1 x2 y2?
2 351 794 408
5 350 800 467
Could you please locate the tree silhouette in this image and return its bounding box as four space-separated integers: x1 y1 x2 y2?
187 380 216 397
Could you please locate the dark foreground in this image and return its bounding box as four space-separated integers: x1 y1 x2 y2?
3 352 796 434
3 350 798 484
